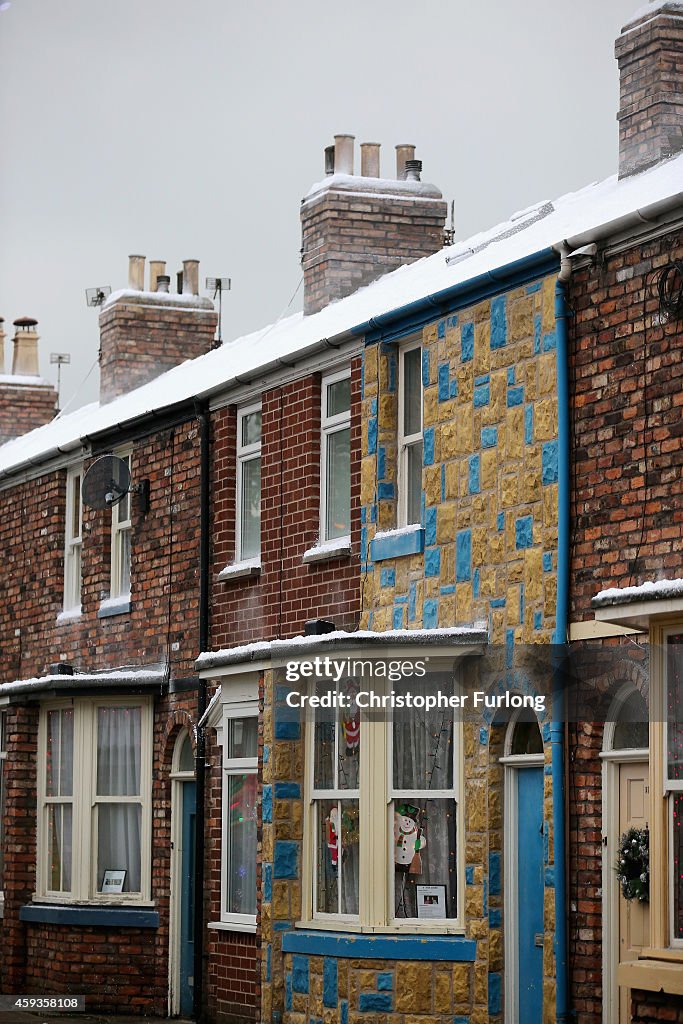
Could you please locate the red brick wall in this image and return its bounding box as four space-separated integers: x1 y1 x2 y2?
0 382 57 444
210 360 362 649
632 990 683 1022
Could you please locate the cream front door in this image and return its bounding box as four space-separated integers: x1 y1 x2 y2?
618 761 650 1024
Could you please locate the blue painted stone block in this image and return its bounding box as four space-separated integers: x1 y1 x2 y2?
275 782 301 799
360 506 367 525
377 973 393 991
323 958 338 1008
368 417 377 455
360 994 392 1012
515 515 533 549
490 296 507 349
438 319 446 339
456 530 472 582
393 606 405 630
465 865 475 884
479 727 488 746
468 454 480 495
380 568 396 588
274 720 300 740
490 597 506 608
409 582 416 622
461 322 474 362
340 1001 349 1024
370 397 378 415
534 313 542 354
422 348 431 387
473 568 480 598
545 866 555 888
481 426 498 448
489 908 502 928
377 446 386 480
389 352 397 393
542 331 557 352
527 281 542 294
497 511 505 531
453 1018 470 1024
425 507 437 546
378 482 395 500
543 552 553 571
449 378 458 398
423 599 438 629
525 404 534 444
488 972 502 1016
266 944 271 983
534 611 543 631
438 364 450 402
489 851 501 895
285 972 292 1011
263 863 273 902
292 955 309 994
507 385 524 407
474 373 490 386
473 383 490 407
542 440 559 484
425 548 441 577
262 785 273 823
424 427 435 466
507 366 515 384
542 722 551 742
440 584 456 595
274 840 299 879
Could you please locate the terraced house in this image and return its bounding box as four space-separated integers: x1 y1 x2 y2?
0 3 682 1023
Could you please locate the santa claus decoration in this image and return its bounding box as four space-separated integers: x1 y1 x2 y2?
326 806 339 870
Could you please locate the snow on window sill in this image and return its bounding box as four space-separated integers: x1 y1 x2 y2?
370 524 424 562
57 606 82 624
302 537 351 564
217 558 261 582
208 918 257 934
97 595 132 619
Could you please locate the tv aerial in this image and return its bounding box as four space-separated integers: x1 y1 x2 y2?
82 455 149 513
85 286 112 308
206 276 231 347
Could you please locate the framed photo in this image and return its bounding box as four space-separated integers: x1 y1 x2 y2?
101 869 127 894
416 884 447 919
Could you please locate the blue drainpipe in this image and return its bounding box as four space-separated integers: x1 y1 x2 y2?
552 278 570 1023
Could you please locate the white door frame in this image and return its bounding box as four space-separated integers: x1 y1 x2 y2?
501 715 545 1024
168 732 195 1017
600 693 648 1024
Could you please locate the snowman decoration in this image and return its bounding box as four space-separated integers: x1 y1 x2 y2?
394 804 426 874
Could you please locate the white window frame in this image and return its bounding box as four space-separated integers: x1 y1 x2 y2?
320 368 351 544
397 340 423 528
302 668 465 933
63 465 83 614
662 626 683 947
235 404 262 563
212 676 259 931
36 697 153 904
110 448 132 600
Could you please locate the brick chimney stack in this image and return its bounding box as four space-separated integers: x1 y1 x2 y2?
0 318 58 445
616 1 683 177
301 136 448 315
98 254 218 404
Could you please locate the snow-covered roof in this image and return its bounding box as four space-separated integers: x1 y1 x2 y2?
0 666 166 697
1 151 682 481
196 626 488 673
592 578 683 608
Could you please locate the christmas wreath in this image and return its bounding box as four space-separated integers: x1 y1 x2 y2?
615 827 649 903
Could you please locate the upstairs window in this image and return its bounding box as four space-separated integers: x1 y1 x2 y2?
321 370 351 542
110 451 132 600
398 342 423 527
236 405 262 562
63 466 83 613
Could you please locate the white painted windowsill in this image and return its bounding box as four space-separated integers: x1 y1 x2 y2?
217 558 261 582
97 595 132 618
207 919 257 934
57 606 82 624
302 537 351 564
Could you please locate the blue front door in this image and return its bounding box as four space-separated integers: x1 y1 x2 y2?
180 781 196 1017
517 767 544 1024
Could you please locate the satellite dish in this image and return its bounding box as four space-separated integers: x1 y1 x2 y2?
82 455 131 510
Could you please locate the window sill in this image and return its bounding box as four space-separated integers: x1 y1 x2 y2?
20 903 159 928
283 929 475 961
370 525 424 562
303 537 351 564
217 558 261 582
57 606 82 624
619 958 683 995
207 919 257 934
97 595 131 618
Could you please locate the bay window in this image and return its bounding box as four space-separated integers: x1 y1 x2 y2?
236 405 262 562
37 698 152 902
398 342 423 528
320 370 351 542
304 671 463 930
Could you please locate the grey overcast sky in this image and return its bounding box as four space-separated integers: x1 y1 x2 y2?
0 0 641 410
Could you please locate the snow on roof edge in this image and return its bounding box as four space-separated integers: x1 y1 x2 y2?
592 578 683 608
